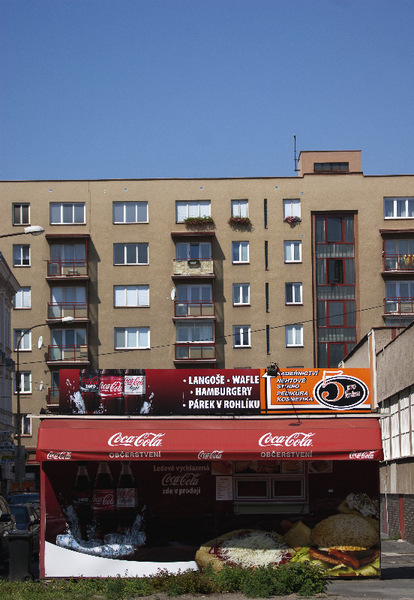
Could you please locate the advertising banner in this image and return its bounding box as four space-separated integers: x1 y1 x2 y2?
59 368 372 416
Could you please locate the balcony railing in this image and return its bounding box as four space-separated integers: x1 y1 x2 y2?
47 302 88 320
47 260 88 277
174 343 216 361
383 254 414 272
173 259 214 276
47 344 89 362
384 297 414 314
174 301 215 317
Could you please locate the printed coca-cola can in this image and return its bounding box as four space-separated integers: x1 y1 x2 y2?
79 369 100 414
124 369 146 415
99 369 124 415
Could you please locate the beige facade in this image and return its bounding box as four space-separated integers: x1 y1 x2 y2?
1 150 414 483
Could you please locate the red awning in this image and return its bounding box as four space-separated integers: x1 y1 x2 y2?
36 418 383 462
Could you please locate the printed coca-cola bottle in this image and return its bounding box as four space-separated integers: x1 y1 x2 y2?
73 462 92 540
99 369 124 415
79 369 100 414
92 462 116 540
124 369 146 415
116 462 138 535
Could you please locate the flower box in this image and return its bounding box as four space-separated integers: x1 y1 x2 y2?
228 216 251 226
283 216 302 224
184 216 215 227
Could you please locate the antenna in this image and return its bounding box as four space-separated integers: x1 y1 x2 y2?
293 135 299 173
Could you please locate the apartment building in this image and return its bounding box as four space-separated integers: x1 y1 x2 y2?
1 149 413 485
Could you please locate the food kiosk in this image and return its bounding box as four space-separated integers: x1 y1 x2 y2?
36 368 383 578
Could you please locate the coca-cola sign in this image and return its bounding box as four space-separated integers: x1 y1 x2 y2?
198 450 223 460
100 380 123 395
258 432 315 448
79 375 99 391
162 473 200 486
349 451 375 460
124 375 145 394
108 432 164 448
47 451 72 460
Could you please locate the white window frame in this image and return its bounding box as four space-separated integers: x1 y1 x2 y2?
14 287 31 309
13 203 30 225
114 327 150 349
233 325 251 348
286 324 303 347
50 202 85 225
284 241 302 263
232 241 249 263
114 285 150 307
384 197 414 219
113 243 149 265
231 199 248 218
113 201 148 224
283 199 301 219
176 200 211 222
13 244 30 267
285 282 303 305
15 372 32 394
15 414 32 436
14 329 31 352
233 283 250 305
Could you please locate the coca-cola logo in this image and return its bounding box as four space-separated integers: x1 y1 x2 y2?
124 376 145 392
258 432 314 448
92 491 115 509
349 451 375 460
162 473 200 486
47 451 72 460
100 380 123 394
108 432 164 448
198 450 223 460
80 375 99 391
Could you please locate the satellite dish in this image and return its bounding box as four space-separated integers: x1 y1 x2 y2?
37 336 43 349
170 288 176 300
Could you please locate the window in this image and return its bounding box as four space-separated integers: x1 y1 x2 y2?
50 202 85 224
15 414 31 436
384 197 414 219
232 241 249 263
14 287 31 309
283 199 300 219
114 285 149 307
113 243 148 265
13 203 30 225
175 242 212 260
114 327 150 349
284 241 301 263
285 283 302 304
51 328 87 348
233 283 250 305
50 243 86 261
176 200 211 222
15 372 31 394
385 281 414 313
233 325 251 347
176 284 212 303
14 329 31 351
176 321 214 343
231 199 248 218
113 201 148 223
286 324 303 347
314 162 349 172
384 238 414 270
13 244 30 267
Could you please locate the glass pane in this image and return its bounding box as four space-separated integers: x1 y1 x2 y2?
200 242 212 259
126 244 137 263
346 301 356 326
126 287 137 306
344 216 354 242
74 204 85 223
113 203 124 222
137 202 148 222
408 199 414 217
328 302 344 326
237 480 268 498
137 243 148 263
384 199 394 218
115 328 124 348
330 344 345 367
188 202 198 218
126 329 137 348
199 201 210 217
327 218 342 242
176 202 186 222
138 286 149 305
315 217 325 242
176 243 187 260
114 244 124 264
63 204 73 223
114 287 125 306
384 240 397 254
125 203 136 222
138 328 149 347
50 204 61 223
397 199 406 217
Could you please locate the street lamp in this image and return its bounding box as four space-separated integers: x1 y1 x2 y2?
15 316 74 491
0 226 45 239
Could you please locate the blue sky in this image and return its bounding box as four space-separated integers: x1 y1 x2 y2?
1 0 413 180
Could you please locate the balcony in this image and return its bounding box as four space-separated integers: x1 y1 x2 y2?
174 343 216 362
384 297 414 314
174 301 215 318
383 254 414 272
47 260 88 278
47 344 89 364
47 302 88 322
172 259 214 277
